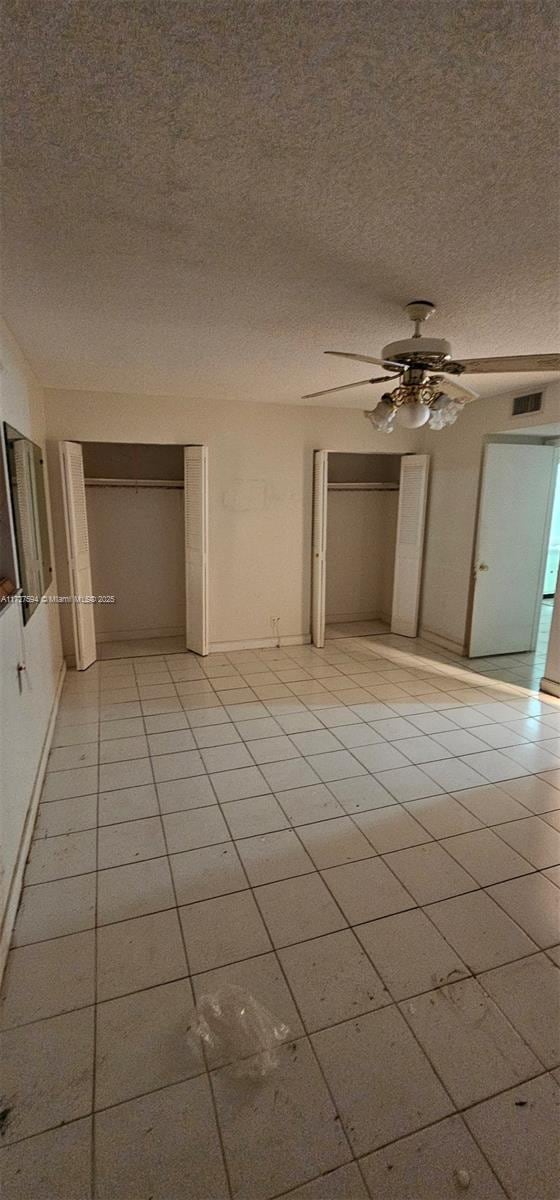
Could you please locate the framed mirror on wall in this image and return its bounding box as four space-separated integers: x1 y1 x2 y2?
0 430 18 615
3 424 52 623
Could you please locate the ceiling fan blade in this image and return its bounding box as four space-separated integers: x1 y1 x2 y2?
302 376 394 400
325 350 403 370
431 376 479 403
449 354 560 374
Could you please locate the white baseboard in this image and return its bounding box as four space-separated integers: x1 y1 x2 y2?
0 657 67 981
540 676 560 698
325 610 383 624
418 626 467 656
96 626 184 643
210 634 311 652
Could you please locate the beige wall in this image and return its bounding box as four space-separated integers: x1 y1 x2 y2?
326 490 398 622
419 381 560 652
0 321 64 967
43 378 560 660
44 389 417 653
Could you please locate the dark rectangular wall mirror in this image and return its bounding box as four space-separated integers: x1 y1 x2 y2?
4 424 52 623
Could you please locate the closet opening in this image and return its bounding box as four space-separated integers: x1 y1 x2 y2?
83 442 185 659
58 440 208 669
311 450 429 648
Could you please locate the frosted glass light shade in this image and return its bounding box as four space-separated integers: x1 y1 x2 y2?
395 401 431 428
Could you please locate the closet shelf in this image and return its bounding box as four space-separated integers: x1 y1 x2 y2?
327 482 400 491
84 478 184 489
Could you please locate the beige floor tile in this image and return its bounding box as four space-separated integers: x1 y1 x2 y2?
0 1117 92 1200
442 827 534 886
312 1006 452 1156
97 856 175 924
98 783 159 825
156 774 217 812
487 873 560 948
276 1163 369 1200
42 766 98 802
279 929 390 1031
94 1078 228 1200
170 841 247 903
357 908 469 1000
99 734 149 762
212 1038 350 1199
12 874 96 947
180 890 271 972
221 794 289 838
360 1114 507 1199
236 829 314 884
405 793 482 837
297 816 376 868
95 978 202 1108
479 953 560 1068
34 795 97 838
98 815 166 868
47 743 98 772
25 830 96 885
163 806 230 852
464 1075 560 1200
401 977 540 1107
354 806 431 853
495 816 560 869
0 1008 94 1144
0 931 94 1029
322 857 413 924
97 910 187 1000
427 891 538 972
384 842 477 904
255 874 346 946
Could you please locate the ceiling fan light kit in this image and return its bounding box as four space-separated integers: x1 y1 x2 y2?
303 300 560 433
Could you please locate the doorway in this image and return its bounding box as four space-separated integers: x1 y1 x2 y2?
83 442 185 658
59 440 209 669
468 440 559 661
311 451 429 647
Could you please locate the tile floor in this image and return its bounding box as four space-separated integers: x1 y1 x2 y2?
2 635 560 1199
331 598 554 693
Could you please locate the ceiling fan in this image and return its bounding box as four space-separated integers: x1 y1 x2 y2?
303 301 560 432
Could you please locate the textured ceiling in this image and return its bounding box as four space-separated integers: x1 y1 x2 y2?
2 0 559 405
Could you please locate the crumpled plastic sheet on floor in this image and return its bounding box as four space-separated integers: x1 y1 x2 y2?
191 984 291 1079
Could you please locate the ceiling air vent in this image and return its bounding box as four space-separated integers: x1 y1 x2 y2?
512 392 543 416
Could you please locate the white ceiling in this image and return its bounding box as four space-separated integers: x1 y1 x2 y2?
3 0 559 406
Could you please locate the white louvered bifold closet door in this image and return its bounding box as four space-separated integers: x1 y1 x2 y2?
391 454 430 637
59 441 97 670
184 445 209 656
311 450 328 648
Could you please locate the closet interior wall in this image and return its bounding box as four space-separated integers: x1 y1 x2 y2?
326 453 401 624
82 442 185 643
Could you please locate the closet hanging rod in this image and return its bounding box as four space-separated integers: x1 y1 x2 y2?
84 477 184 489
327 482 400 491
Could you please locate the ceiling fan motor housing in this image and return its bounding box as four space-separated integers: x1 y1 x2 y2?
382 337 452 370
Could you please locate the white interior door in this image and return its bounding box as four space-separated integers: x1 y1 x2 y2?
184 445 209 655
59 440 96 670
468 443 556 657
391 454 430 637
312 450 328 647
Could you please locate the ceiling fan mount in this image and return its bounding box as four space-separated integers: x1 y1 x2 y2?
302 300 560 432
381 300 453 374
